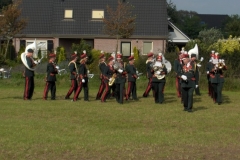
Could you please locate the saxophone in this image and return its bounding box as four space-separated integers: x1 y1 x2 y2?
108 73 117 86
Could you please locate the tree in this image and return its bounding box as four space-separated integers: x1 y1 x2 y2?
103 0 136 52
0 0 27 60
175 10 205 39
223 15 240 38
197 28 223 52
166 0 179 23
0 0 12 10
71 39 93 65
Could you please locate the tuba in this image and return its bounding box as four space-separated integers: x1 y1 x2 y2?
21 40 37 71
153 61 165 80
188 44 199 59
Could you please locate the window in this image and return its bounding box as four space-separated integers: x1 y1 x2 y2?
92 10 104 19
121 42 131 56
143 42 152 55
64 9 73 19
26 40 48 58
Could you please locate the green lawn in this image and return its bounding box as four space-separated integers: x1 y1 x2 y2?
0 84 240 159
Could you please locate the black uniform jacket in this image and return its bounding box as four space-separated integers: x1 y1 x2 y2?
99 62 107 79
209 62 227 83
78 62 88 81
146 60 154 79
178 62 198 88
46 61 58 81
174 59 182 76
24 56 35 77
115 62 127 84
126 64 138 82
103 65 115 83
69 61 78 80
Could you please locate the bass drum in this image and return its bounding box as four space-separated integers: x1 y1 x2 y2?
164 60 172 73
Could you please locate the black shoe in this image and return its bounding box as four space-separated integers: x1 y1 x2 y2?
65 97 70 99
187 110 193 113
134 98 139 101
84 100 89 102
218 102 221 105
183 108 188 111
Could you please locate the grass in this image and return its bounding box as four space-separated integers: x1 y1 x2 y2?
0 78 240 159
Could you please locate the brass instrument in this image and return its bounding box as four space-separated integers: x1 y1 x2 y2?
109 73 117 86
216 59 225 69
152 61 165 80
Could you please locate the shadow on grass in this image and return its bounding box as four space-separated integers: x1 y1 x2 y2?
193 106 208 111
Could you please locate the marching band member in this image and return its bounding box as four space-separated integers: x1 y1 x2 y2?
23 48 39 100
190 53 201 96
101 56 115 102
173 50 183 98
206 51 215 98
126 55 138 101
65 53 78 99
43 53 58 100
142 51 155 97
151 54 168 104
209 52 227 105
114 53 127 104
178 53 199 112
72 51 89 101
96 51 107 100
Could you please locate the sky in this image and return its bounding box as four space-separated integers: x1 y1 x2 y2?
169 0 240 15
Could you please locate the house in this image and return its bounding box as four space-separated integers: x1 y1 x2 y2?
168 20 190 49
13 0 169 57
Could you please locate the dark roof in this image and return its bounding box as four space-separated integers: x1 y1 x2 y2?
19 0 168 39
197 14 229 29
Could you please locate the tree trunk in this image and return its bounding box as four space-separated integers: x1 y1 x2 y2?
4 39 10 59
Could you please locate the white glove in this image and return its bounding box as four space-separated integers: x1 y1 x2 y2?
34 60 39 64
207 71 209 74
37 59 42 64
109 78 112 81
155 71 160 75
136 70 139 74
55 66 59 70
196 85 198 88
181 75 187 81
82 79 85 83
118 69 123 73
197 64 201 67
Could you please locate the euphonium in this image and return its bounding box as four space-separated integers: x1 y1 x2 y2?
109 73 117 86
152 61 165 80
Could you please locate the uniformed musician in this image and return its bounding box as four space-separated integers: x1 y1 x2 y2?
178 54 199 112
101 56 115 102
151 54 168 104
65 53 78 99
142 52 155 97
73 51 89 101
96 51 107 100
43 53 58 100
126 56 138 101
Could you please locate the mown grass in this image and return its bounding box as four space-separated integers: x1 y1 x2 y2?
0 77 240 160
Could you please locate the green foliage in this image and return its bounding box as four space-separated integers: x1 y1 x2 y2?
223 15 240 38
198 28 223 51
71 39 93 65
87 49 103 75
58 47 66 64
133 46 139 60
17 44 25 64
166 0 178 24
176 10 205 39
209 35 240 54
